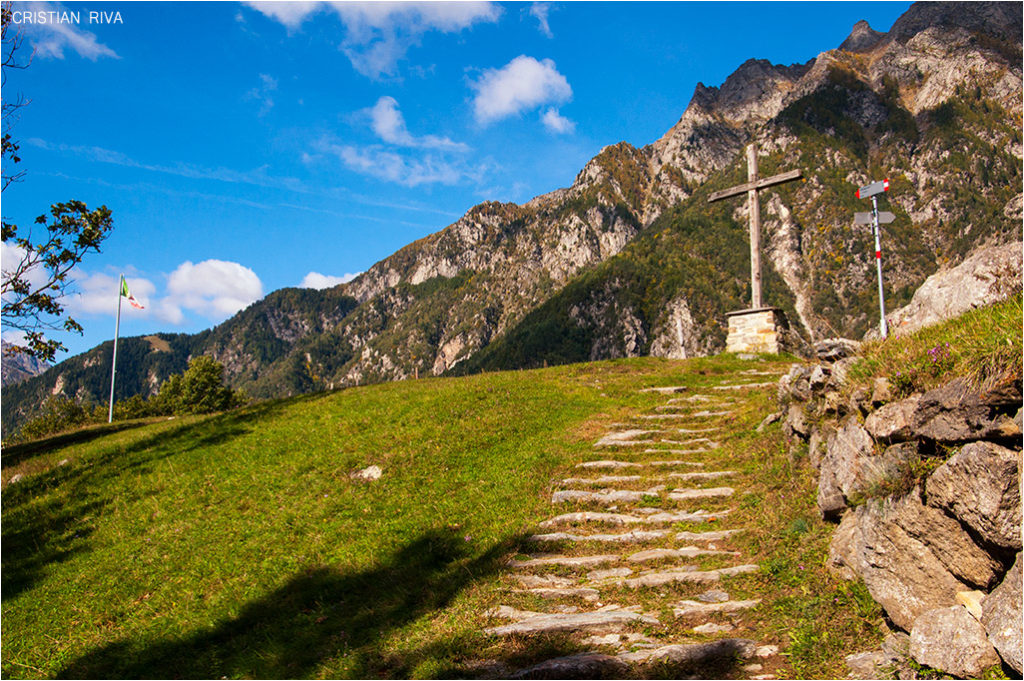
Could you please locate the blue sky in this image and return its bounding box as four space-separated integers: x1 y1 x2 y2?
1 0 912 359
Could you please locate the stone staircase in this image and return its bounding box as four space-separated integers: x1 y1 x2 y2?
475 368 787 679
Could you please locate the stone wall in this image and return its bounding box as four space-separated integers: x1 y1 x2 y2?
777 353 1022 678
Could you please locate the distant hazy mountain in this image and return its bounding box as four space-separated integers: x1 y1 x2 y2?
2 341 52 387
4 1 1020 434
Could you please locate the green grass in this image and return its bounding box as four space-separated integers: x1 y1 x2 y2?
2 355 885 679
849 295 1023 397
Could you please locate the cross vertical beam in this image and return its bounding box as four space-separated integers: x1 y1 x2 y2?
708 143 802 310
746 144 763 309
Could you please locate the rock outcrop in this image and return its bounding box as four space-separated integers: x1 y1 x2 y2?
883 241 1024 338
778 330 1023 675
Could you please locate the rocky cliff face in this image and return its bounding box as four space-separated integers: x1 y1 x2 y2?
4 1 1021 432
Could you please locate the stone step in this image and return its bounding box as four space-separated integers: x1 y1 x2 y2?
668 395 722 403
581 631 655 648
627 546 740 563
639 386 690 394
577 459 704 470
668 471 736 482
508 652 629 678
513 574 575 588
687 409 734 418
551 487 665 504
484 606 659 636
508 554 620 568
539 509 724 528
712 381 775 390
640 450 708 461
609 564 759 588
667 486 735 500
559 475 644 485
616 638 757 665
594 429 659 447
559 471 733 486
659 439 720 449
673 598 762 617
636 413 696 420
672 427 721 434
675 529 743 542
527 529 672 543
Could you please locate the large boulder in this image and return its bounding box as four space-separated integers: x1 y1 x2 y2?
864 396 919 444
982 553 1023 675
926 441 1022 551
909 606 1000 678
912 377 1022 443
884 241 1023 337
828 486 999 630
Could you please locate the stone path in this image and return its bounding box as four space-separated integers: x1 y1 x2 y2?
475 368 787 679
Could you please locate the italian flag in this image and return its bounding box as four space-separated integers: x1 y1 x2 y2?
120 277 144 309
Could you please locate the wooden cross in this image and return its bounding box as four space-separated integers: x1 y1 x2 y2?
708 144 801 309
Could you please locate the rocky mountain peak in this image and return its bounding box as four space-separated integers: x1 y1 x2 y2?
887 1 1023 44
839 19 886 53
684 58 814 124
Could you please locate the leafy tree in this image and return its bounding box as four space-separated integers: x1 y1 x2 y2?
153 355 245 415
1 2 114 362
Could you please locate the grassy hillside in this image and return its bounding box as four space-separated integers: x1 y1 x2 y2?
1 354 890 679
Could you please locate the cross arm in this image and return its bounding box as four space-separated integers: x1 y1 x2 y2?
707 169 803 203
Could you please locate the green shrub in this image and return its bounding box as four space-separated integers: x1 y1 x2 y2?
152 355 245 415
17 396 93 441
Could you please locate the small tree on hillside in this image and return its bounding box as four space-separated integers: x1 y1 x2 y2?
153 356 245 415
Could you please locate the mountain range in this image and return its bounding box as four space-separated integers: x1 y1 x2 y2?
3 1 1021 434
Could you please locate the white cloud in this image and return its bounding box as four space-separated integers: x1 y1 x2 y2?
167 260 264 319
364 96 468 151
336 144 463 187
300 271 359 289
242 1 322 29
1 241 49 304
246 1 501 79
541 107 575 134
530 3 553 38
17 2 119 60
65 272 156 316
1 329 29 346
471 55 572 125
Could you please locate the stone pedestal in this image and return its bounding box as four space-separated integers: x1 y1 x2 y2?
725 307 788 355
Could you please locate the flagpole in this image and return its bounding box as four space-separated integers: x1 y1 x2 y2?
108 274 123 423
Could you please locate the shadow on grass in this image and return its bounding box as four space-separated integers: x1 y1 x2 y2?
1 420 150 468
58 528 508 679
1 399 301 603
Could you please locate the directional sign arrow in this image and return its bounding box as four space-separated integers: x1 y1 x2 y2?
856 179 890 199
854 211 896 225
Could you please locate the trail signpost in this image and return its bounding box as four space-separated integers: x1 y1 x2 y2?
855 178 891 338
708 143 802 354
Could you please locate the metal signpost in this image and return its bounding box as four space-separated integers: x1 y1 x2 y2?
855 179 893 338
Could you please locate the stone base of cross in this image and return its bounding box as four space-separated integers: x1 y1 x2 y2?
708 143 802 355
725 307 788 355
